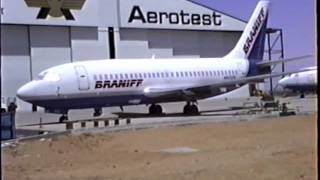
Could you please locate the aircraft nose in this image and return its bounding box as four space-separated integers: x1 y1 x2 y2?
278 77 287 86
17 82 36 100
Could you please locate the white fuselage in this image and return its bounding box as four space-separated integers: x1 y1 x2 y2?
17 57 249 111
278 67 317 91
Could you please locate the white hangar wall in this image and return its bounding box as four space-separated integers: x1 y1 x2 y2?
116 28 241 58
1 0 249 111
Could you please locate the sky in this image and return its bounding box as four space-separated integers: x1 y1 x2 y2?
192 0 316 71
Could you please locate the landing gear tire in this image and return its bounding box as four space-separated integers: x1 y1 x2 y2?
59 114 68 123
93 108 102 117
149 104 163 115
300 92 305 98
183 103 199 115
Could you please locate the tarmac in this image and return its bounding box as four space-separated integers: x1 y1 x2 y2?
12 95 317 139
2 95 317 180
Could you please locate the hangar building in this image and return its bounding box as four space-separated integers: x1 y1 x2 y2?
1 0 249 111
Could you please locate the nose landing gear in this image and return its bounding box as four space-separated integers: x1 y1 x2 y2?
59 114 68 123
93 108 103 117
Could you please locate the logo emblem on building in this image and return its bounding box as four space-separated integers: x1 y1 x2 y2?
24 0 86 20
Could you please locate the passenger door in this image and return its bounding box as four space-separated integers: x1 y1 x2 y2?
74 65 90 90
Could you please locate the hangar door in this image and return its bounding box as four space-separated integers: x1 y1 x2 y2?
74 66 90 90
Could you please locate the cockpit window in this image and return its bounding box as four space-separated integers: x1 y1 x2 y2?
37 71 60 81
37 71 48 80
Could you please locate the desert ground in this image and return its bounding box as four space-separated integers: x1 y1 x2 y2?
3 114 317 180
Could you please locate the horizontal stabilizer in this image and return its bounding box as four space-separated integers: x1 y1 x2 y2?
256 55 314 67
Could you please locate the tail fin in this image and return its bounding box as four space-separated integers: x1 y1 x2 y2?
226 1 269 60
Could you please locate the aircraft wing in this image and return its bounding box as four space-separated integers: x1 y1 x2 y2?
144 85 195 98
143 69 312 98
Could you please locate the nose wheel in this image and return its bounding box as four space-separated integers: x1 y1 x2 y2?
93 108 103 117
183 102 199 115
59 114 68 123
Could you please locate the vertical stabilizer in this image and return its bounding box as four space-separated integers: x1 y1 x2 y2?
226 1 269 60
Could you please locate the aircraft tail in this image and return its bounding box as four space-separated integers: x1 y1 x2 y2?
226 1 269 63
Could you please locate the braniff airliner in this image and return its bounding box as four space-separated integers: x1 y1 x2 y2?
278 66 317 98
16 1 308 122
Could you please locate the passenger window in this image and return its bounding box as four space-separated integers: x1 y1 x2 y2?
134 73 138 79
161 72 164 78
93 74 97 80
209 71 213 76
171 72 174 77
148 73 151 78
152 73 156 78
125 74 129 79
110 74 113 79
185 72 188 77
189 72 192 77
201 71 205 76
205 71 209 76
180 72 184 77
99 74 103 80
176 72 179 77
143 73 147 78
104 74 108 80
193 72 197 77
156 72 160 78
115 74 118 79
119 74 123 79
197 71 201 76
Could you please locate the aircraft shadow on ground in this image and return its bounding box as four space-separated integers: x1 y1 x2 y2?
21 106 249 126
113 106 247 118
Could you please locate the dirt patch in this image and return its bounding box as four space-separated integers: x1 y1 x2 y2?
3 114 316 180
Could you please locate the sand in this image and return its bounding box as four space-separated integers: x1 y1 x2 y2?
2 114 317 180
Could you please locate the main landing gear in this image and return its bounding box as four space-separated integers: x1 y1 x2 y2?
149 104 163 115
148 102 199 116
183 101 199 115
93 107 103 117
